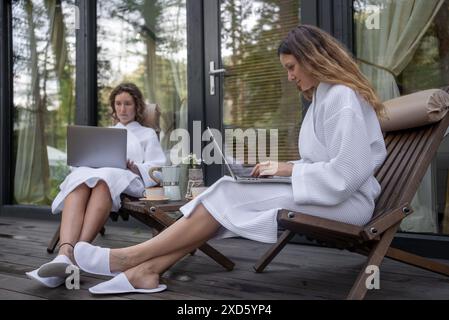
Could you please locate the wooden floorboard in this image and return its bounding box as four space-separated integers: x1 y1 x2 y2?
0 216 448 300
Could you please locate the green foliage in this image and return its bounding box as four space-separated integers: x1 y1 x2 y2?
221 0 302 161
49 161 71 200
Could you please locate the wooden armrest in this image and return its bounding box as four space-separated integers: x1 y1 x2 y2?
361 202 412 241
277 209 363 239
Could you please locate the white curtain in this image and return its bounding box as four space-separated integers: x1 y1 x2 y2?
355 0 445 101
14 1 51 205
14 0 73 205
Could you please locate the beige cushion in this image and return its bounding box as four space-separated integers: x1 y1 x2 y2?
142 103 161 134
380 89 449 132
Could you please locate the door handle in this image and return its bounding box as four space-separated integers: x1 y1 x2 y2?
209 61 226 95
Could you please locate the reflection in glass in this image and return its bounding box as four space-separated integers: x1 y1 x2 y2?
97 0 187 195
220 0 301 164
354 0 449 234
97 0 187 155
12 0 76 205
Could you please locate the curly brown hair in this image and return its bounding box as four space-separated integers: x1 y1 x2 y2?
109 82 146 125
278 25 385 119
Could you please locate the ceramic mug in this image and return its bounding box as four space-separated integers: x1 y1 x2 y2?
149 166 182 200
149 166 181 185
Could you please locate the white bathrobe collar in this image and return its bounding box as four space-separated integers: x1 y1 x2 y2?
314 82 331 102
115 121 141 129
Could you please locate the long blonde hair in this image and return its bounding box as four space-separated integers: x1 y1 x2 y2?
278 25 385 118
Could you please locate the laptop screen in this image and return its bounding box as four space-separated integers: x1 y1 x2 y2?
206 127 237 179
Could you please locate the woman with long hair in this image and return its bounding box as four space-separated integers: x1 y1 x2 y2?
73 25 387 295
26 82 166 288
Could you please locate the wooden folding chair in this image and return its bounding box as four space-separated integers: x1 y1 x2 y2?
254 112 449 300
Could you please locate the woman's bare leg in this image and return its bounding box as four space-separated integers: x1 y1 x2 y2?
79 180 112 243
124 240 205 289
58 184 91 260
110 203 220 272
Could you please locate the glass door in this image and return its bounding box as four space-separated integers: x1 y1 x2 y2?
204 0 302 182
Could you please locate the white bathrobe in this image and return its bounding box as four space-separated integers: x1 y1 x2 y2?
180 82 387 243
52 121 166 214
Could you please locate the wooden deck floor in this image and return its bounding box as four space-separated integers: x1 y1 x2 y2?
0 215 448 300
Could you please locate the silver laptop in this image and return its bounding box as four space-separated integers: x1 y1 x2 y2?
207 127 291 184
67 125 127 169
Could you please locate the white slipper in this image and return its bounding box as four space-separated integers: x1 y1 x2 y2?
37 255 74 278
74 241 119 277
89 272 167 295
26 269 65 288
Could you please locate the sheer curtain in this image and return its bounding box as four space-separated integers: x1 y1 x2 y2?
355 0 444 101
355 0 445 232
14 1 51 205
14 0 73 205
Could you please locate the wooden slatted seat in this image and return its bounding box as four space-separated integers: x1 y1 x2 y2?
254 110 449 300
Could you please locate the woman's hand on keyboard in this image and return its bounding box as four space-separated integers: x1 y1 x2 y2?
250 161 293 177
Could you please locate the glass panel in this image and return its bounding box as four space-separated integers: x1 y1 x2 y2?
97 0 187 156
220 0 302 166
12 0 76 205
354 0 449 234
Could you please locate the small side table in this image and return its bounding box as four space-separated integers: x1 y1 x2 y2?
119 197 235 271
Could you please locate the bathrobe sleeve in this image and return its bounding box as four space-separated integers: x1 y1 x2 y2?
135 128 167 187
291 107 375 206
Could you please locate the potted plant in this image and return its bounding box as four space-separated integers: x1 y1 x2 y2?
182 154 204 199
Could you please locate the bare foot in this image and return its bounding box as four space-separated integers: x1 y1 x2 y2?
109 248 135 273
125 268 160 290
58 244 74 263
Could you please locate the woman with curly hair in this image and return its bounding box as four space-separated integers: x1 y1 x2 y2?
27 83 166 288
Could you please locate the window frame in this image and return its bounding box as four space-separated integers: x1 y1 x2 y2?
0 0 13 209
76 0 97 126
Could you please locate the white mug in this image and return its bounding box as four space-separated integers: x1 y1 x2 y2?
149 166 181 186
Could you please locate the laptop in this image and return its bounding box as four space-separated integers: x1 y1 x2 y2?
67 125 127 169
207 127 291 184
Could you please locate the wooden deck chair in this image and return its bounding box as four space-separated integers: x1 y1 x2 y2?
47 103 162 253
253 89 449 300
